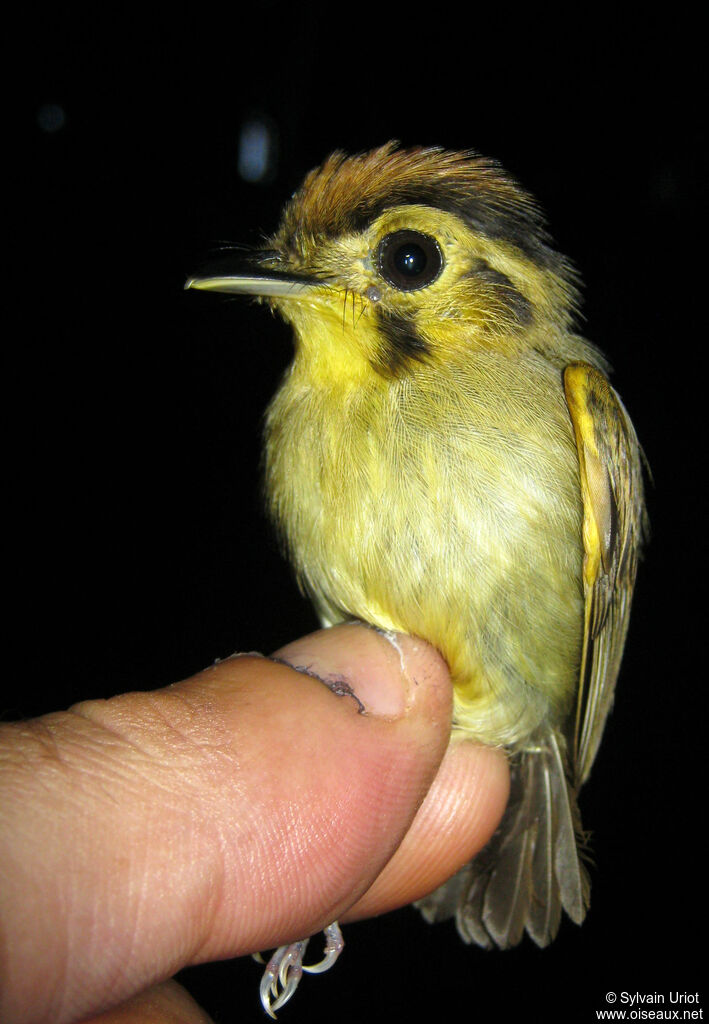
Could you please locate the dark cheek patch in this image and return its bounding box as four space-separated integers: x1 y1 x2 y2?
467 260 533 327
371 307 431 377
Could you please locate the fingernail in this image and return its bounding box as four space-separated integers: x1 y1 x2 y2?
272 623 448 719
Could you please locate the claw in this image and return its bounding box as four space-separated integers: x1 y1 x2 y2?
257 922 344 1016
303 921 344 974
259 940 307 1018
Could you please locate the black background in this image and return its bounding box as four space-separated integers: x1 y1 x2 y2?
9 6 704 1022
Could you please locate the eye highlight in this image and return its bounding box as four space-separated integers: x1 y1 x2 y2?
377 230 443 291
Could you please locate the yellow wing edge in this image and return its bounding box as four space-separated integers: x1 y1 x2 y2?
564 362 647 786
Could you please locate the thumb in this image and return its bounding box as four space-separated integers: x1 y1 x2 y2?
0 624 453 1024
222 623 455 947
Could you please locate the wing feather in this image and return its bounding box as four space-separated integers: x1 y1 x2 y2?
564 363 647 787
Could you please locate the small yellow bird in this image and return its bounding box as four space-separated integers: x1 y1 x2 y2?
187 143 646 1015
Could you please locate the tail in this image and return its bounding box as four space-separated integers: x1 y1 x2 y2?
415 727 590 948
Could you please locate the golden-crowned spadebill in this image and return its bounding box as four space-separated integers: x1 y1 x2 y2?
187 143 646 1015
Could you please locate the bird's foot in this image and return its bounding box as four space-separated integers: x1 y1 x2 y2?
257 922 344 1017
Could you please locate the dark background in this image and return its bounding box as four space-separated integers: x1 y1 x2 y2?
10 6 704 1022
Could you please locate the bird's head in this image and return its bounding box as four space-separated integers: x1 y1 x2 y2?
187 143 580 382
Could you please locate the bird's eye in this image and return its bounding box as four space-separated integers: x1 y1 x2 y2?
377 230 443 291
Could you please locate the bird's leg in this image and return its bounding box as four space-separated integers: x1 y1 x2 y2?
257 922 344 1017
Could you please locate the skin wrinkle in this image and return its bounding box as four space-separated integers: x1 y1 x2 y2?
77 692 221 764
8 718 130 813
71 691 248 817
2 716 67 767
63 716 192 809
51 719 180 822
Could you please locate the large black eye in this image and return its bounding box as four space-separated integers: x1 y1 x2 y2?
377 230 443 291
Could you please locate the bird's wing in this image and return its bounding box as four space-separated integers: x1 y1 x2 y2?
563 362 647 787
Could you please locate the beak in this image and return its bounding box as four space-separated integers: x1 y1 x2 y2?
185 251 322 298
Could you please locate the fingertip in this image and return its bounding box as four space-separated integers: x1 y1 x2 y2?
273 624 452 724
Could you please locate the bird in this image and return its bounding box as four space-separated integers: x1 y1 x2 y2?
186 142 646 1016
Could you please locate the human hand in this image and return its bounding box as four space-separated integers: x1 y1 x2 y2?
0 623 509 1024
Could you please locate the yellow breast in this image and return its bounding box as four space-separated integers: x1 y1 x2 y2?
265 344 584 749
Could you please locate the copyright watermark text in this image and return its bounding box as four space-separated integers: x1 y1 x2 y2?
596 992 702 1020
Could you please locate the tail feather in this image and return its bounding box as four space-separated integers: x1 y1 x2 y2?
548 730 590 925
527 742 562 945
481 754 537 947
415 727 589 949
